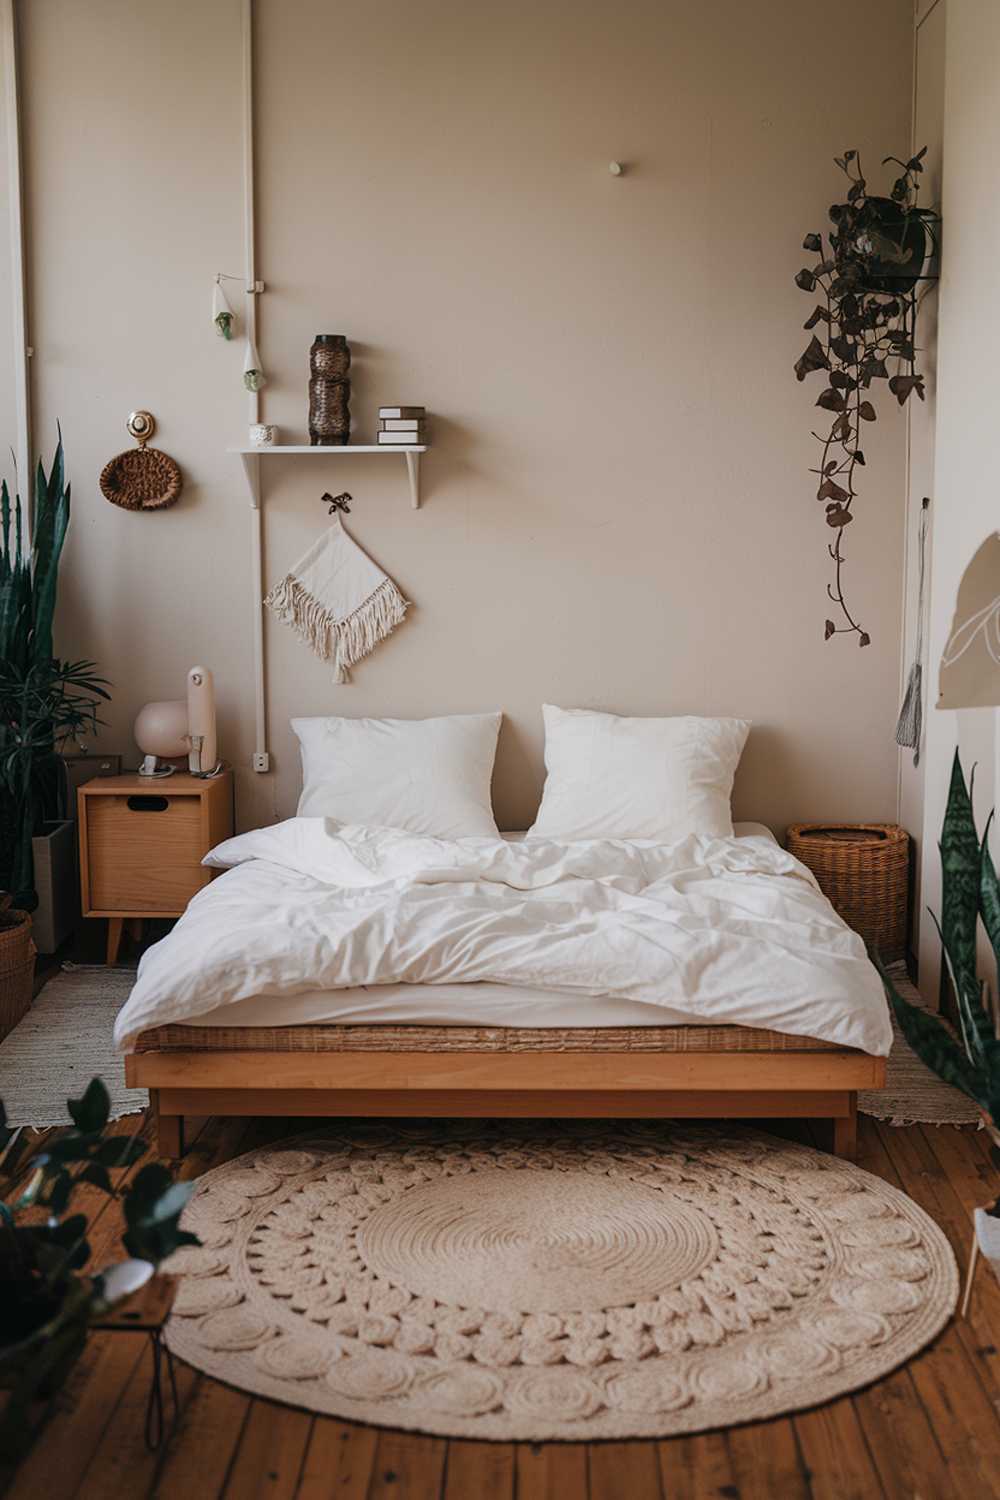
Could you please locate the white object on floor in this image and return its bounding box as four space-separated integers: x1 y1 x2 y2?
962 1206 1000 1319
528 706 750 843
265 518 409 683
292 711 502 838
0 965 145 1127
114 821 892 1055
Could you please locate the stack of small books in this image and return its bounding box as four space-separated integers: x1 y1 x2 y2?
377 406 426 445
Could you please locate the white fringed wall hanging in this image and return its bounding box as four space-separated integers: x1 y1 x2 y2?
265 517 409 682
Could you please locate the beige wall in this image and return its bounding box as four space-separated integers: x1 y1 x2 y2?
15 0 913 834
919 0 1000 999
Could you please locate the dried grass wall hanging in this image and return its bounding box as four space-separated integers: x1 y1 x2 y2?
99 411 182 511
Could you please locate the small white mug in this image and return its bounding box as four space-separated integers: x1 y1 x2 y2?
249 423 277 447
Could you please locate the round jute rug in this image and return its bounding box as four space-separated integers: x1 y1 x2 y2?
164 1122 958 1440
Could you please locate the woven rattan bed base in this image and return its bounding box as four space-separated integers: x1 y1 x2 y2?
134 1020 847 1056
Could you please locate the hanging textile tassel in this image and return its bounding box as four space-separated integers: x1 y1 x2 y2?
895 498 930 765
264 517 410 682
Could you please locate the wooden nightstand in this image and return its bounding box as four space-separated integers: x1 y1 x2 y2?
77 771 234 963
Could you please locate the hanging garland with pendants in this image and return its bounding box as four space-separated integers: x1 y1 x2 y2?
794 148 939 647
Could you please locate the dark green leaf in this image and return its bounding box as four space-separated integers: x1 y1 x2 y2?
96 1135 147 1169
881 967 987 1107
46 1170 74 1215
816 389 846 413
817 478 849 504
80 1161 113 1193
794 268 816 292
124 1163 174 1225
858 401 877 421
802 233 822 252
980 813 1000 979
67 1078 110 1135
940 749 981 1007
888 374 925 406
794 336 829 382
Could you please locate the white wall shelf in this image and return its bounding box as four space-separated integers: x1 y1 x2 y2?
230 444 427 510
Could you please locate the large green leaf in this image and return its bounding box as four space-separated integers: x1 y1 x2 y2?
30 440 69 666
939 749 981 1005
929 909 994 1071
879 962 987 1108
981 812 1000 980
0 479 10 580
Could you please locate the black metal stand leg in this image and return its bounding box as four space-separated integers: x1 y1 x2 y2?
144 1329 179 1451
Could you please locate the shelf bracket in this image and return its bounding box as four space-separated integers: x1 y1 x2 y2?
405 450 421 510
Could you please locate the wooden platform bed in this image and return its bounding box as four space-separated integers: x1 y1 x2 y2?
127 1016 885 1162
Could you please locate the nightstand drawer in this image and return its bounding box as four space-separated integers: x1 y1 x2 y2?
84 793 208 912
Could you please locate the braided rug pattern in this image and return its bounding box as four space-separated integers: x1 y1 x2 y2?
164 1121 957 1440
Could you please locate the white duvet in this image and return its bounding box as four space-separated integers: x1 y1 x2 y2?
113 819 892 1055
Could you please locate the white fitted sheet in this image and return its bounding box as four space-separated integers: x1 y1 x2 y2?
187 823 788 1033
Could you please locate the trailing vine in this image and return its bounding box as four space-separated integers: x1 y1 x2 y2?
794 148 939 646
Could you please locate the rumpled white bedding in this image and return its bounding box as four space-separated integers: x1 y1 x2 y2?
113 818 892 1056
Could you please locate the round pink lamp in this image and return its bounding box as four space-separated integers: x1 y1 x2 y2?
134 699 189 777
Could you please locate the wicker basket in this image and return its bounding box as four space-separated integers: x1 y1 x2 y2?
785 823 909 960
99 446 182 510
0 902 35 1042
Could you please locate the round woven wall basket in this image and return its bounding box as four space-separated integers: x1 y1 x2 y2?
0 904 34 1042
99 447 182 511
786 823 909 961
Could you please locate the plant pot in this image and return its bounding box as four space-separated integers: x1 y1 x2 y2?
852 196 929 294
0 1283 90 1460
31 818 77 954
974 1206 1000 1282
0 905 34 1042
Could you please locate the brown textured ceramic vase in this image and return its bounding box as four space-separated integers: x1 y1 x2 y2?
308 334 351 446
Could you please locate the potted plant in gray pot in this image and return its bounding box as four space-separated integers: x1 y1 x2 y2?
878 751 1000 1304
0 437 109 953
0 1078 198 1459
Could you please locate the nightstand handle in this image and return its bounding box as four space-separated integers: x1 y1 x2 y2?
127 795 170 813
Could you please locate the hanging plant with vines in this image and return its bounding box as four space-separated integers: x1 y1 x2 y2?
794 147 939 646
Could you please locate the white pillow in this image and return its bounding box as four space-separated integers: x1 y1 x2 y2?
527 705 750 842
292 712 502 837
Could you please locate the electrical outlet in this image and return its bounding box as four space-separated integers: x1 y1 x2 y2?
252 752 270 773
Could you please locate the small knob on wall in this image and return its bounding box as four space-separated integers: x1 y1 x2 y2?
126 410 156 446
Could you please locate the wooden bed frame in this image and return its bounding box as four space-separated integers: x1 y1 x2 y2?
127 1043 885 1162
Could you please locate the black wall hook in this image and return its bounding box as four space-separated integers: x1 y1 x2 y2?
323 490 352 515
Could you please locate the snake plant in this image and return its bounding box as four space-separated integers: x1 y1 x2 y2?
0 438 109 904
879 750 1000 1152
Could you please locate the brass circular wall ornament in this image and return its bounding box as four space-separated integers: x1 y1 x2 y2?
126 409 156 445
100 412 182 511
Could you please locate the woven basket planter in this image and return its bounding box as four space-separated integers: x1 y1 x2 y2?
99 447 182 510
786 823 909 961
0 905 35 1043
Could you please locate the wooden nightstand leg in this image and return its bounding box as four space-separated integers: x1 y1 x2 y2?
127 917 145 948
832 1093 858 1161
107 917 124 965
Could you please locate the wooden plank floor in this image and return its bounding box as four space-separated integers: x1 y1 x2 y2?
3 1113 999 1500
